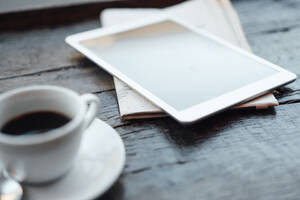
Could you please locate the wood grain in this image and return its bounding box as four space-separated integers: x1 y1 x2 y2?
233 0 300 34
0 19 100 78
97 95 300 200
1 0 300 199
233 0 300 104
0 65 113 94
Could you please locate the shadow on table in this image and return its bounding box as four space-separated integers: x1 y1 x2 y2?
96 180 124 200
158 107 276 147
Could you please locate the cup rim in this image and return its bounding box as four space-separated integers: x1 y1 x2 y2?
0 85 86 146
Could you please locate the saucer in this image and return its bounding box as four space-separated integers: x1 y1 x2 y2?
24 119 126 200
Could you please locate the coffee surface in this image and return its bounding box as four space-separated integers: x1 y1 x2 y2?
1 111 71 136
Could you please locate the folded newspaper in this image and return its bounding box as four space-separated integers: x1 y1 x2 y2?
100 0 278 119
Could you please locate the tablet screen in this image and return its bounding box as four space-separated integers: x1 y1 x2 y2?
80 20 278 111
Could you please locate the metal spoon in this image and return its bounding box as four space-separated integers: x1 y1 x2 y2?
0 171 23 200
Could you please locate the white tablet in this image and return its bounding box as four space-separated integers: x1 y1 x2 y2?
66 16 296 124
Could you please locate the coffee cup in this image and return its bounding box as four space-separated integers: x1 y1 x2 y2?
0 85 100 184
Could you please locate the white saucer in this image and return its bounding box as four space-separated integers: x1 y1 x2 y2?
24 119 126 200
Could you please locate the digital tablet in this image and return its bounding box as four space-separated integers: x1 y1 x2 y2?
66 16 296 124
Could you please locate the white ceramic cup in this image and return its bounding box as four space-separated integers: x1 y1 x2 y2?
0 85 100 184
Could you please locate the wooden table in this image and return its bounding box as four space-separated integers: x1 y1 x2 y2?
1 0 300 199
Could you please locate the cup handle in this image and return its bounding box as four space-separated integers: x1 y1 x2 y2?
80 94 100 130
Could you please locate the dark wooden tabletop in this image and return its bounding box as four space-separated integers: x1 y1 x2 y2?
1 0 300 199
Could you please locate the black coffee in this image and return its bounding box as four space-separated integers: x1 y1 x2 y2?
1 111 71 136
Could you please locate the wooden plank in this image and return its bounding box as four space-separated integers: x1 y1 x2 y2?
233 0 300 34
0 19 100 78
95 90 300 200
239 5 300 75
233 0 300 104
94 90 123 128
0 65 113 94
46 75 296 200
1 0 300 199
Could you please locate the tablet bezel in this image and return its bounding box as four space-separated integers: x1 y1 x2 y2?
65 15 296 124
